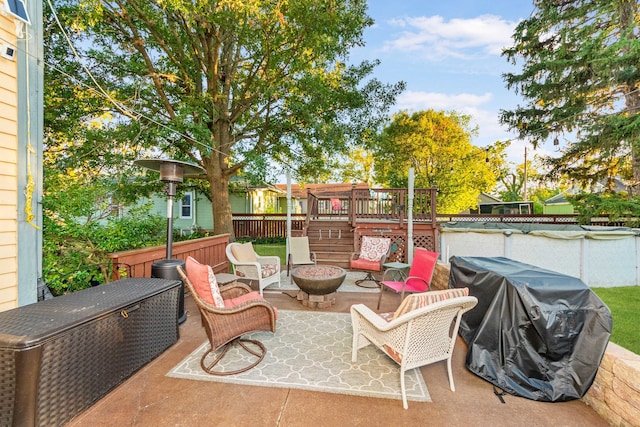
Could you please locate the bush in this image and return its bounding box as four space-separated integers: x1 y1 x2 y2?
43 206 166 295
568 192 640 227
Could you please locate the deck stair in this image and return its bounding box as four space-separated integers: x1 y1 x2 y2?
305 219 354 269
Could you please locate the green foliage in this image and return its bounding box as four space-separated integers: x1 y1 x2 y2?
528 187 562 214
43 202 166 296
592 286 640 355
567 192 640 226
47 0 404 238
372 110 497 213
501 0 640 192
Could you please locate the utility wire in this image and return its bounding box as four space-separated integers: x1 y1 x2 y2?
8 3 640 164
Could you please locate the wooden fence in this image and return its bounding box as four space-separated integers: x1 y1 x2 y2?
108 234 230 280
232 212 626 240
233 214 306 240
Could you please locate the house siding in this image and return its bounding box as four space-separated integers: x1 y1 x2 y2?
0 15 18 310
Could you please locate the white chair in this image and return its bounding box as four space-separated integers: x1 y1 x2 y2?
225 242 281 295
287 236 316 275
351 290 478 409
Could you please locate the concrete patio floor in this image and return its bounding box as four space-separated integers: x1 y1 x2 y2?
66 286 608 427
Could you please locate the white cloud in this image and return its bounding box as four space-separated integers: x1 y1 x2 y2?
395 90 518 146
384 14 519 59
397 90 492 111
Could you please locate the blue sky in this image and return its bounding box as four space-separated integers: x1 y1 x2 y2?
350 1 543 165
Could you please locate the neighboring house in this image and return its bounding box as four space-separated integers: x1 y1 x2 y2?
145 177 288 233
229 177 287 215
464 192 502 214
0 0 43 310
543 192 575 214
543 178 628 215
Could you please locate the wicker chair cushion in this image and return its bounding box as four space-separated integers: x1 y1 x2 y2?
234 264 279 279
231 242 258 262
261 264 279 278
224 291 279 318
359 236 391 262
185 256 225 308
392 287 469 320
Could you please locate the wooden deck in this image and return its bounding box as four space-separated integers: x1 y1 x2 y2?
302 188 439 266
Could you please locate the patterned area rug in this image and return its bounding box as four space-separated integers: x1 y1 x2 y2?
267 270 381 293
167 310 431 403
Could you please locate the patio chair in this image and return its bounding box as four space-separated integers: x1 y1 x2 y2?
349 236 391 287
178 257 277 376
377 248 439 309
226 242 281 295
351 289 478 409
287 236 317 276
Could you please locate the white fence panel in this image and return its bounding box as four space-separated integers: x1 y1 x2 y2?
440 229 639 288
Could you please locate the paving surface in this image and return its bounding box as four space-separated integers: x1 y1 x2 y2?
66 285 608 427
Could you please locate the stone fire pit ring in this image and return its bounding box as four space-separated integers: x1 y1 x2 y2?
291 265 346 295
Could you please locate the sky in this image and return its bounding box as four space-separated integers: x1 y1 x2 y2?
349 0 550 166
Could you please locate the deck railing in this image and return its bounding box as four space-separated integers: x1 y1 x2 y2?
305 187 439 229
233 214 306 240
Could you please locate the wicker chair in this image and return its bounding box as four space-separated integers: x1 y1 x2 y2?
226 242 281 295
177 265 277 375
351 292 478 409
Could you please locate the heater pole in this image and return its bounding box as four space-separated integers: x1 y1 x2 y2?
165 182 177 259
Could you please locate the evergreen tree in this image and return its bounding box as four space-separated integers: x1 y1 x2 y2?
501 0 640 194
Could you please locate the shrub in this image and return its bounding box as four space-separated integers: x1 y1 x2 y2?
43 205 166 295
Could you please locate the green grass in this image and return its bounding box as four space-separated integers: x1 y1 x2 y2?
252 243 286 264
592 286 640 355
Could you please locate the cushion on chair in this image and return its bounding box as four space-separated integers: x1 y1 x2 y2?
350 258 382 271
359 236 391 262
231 242 258 263
185 256 225 308
392 287 469 320
261 264 279 278
224 291 278 318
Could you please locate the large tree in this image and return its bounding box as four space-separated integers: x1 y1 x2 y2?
372 110 497 213
48 0 403 237
501 0 640 194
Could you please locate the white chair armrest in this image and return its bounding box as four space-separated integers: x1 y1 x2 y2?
232 260 262 269
351 304 396 331
256 255 280 266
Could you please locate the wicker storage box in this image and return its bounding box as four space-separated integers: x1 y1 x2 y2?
0 278 181 427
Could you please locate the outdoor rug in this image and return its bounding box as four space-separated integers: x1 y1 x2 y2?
167 310 431 404
267 270 381 293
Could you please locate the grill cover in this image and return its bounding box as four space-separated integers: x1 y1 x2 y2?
449 256 612 402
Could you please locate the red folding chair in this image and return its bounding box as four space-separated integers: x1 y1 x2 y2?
377 248 439 309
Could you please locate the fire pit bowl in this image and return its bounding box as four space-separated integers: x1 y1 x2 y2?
291 265 346 295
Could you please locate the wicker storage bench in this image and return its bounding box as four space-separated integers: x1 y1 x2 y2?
0 278 181 427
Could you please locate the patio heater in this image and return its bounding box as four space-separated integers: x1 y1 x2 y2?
134 158 204 324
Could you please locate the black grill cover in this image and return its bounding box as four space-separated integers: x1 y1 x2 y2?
449 256 612 402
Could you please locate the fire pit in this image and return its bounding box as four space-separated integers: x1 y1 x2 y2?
291 265 346 308
291 265 346 294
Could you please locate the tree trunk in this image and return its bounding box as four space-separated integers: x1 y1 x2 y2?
208 172 235 241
